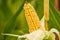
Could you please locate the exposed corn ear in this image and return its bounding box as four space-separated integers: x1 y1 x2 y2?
44 0 49 30
24 2 43 33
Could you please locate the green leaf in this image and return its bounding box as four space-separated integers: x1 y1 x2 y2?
49 1 60 31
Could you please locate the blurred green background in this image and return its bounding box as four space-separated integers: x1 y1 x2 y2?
0 0 60 40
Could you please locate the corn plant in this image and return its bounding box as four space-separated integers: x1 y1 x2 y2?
0 0 60 40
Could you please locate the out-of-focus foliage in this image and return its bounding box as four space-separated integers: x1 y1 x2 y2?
49 0 60 32
0 0 60 40
0 0 43 40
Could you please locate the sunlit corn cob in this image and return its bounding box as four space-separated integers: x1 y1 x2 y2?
44 0 49 30
24 2 43 33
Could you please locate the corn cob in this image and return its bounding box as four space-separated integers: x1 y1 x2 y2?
44 0 49 30
24 2 43 33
